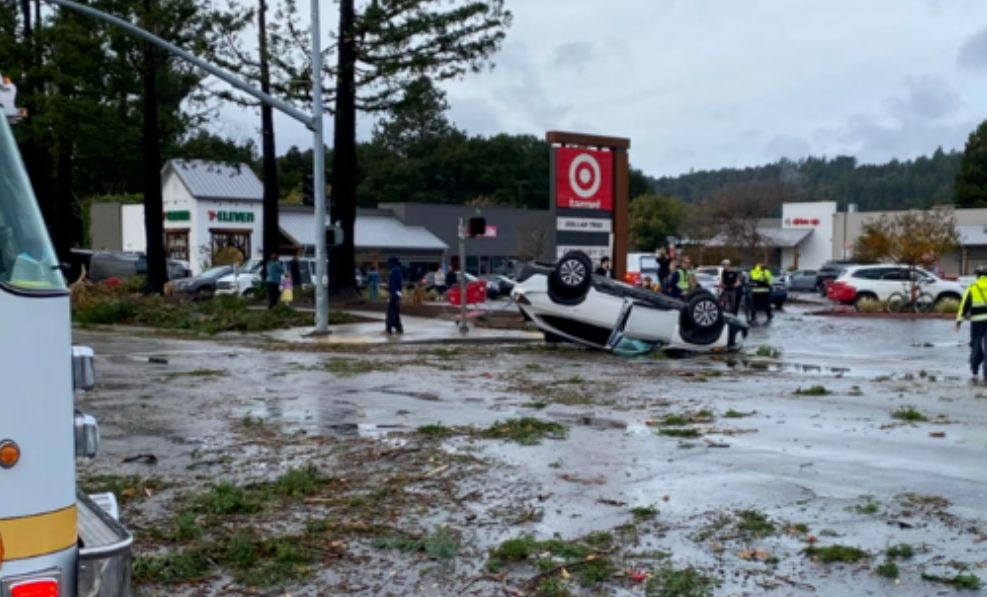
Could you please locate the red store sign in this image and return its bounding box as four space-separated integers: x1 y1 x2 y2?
555 147 614 212
785 217 820 227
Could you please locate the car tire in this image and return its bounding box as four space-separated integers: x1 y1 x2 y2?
243 288 255 298
549 251 593 302
684 290 723 330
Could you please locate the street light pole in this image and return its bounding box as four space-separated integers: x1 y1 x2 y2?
310 0 329 334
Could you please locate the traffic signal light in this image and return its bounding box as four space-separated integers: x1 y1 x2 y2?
468 216 486 237
302 174 314 207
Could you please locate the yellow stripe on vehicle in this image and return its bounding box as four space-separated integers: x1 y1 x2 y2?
0 506 77 562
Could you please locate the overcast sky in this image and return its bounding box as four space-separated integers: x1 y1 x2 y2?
215 0 987 178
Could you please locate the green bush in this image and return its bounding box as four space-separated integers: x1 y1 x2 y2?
856 299 887 313
934 298 960 314
74 299 136 325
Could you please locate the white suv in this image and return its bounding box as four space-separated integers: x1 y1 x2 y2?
835 264 967 306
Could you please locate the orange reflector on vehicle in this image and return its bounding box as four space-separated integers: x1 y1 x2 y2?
11 579 59 597
0 441 20 469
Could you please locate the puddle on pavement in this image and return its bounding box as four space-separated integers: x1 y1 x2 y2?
723 359 850 376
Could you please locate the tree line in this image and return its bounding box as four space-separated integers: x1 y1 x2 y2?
650 150 963 212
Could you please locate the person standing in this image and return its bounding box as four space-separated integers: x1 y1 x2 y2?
666 259 690 299
719 259 741 315
266 254 283 309
657 249 671 289
956 266 987 381
289 253 302 296
281 271 294 306
434 265 448 296
386 256 404 334
367 266 381 301
680 255 697 291
595 256 612 278
750 262 774 322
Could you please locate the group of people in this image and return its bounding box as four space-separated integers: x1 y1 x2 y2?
593 246 777 323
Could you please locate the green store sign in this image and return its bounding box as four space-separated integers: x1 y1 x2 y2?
165 210 190 222
208 210 255 224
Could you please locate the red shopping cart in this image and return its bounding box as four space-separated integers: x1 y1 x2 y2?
448 279 488 307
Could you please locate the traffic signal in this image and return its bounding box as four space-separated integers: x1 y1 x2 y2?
468 216 486 237
302 174 314 207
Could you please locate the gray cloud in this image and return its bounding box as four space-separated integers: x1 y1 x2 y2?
958 26 987 72
448 96 504 136
492 42 572 130
764 135 812 160
886 76 960 122
552 41 596 72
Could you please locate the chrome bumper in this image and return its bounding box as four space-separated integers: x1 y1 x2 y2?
77 492 133 597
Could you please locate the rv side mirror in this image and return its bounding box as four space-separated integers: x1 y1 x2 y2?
72 346 95 393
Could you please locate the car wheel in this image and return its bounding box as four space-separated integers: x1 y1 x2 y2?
197 287 214 298
684 291 723 330
549 251 593 301
243 288 255 298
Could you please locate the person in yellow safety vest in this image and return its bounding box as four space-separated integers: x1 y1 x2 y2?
955 265 987 380
750 262 774 323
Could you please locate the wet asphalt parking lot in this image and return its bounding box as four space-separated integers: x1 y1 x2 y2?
75 302 987 596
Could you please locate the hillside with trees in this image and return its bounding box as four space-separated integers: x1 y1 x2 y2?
650 150 962 211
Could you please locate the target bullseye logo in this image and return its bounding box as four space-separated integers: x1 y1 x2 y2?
555 147 613 211
570 154 601 199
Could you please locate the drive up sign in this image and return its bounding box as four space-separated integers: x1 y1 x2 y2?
555 147 613 212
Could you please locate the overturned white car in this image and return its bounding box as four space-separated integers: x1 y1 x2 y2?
513 251 748 354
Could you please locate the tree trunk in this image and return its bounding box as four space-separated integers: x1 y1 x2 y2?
330 0 357 294
54 138 79 257
18 0 55 247
259 0 280 269
142 0 167 293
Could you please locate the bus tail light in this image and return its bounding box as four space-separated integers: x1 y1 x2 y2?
10 579 59 597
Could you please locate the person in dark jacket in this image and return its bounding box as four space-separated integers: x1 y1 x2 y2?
445 267 457 290
289 254 302 292
594 256 612 278
266 254 283 309
386 256 404 334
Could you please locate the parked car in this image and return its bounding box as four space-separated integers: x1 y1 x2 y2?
694 273 720 293
513 251 748 354
787 270 818 292
215 259 265 296
170 265 234 297
829 264 967 307
483 274 515 295
87 251 187 283
817 260 858 295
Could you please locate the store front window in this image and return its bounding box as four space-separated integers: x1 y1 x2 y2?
166 230 190 262
211 230 251 264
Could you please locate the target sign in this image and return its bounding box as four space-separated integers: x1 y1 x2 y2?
556 147 613 212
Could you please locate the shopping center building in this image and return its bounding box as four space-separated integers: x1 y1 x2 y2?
744 201 987 275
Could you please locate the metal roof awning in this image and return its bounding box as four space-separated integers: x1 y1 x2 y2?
707 227 813 249
279 211 448 253
759 228 814 248
958 225 987 246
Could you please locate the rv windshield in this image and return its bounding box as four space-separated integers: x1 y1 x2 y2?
0 117 64 291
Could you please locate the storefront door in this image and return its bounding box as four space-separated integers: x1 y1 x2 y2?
211 229 252 264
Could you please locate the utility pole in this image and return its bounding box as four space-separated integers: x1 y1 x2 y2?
311 0 329 332
458 219 468 333
258 0 280 274
141 0 167 293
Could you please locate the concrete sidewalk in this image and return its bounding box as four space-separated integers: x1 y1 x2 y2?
268 310 542 346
